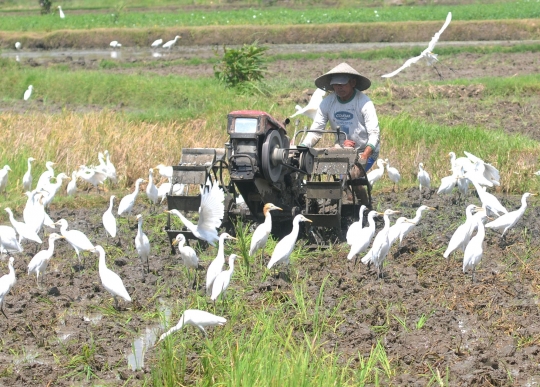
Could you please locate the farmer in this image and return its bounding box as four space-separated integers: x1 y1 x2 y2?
299 62 380 204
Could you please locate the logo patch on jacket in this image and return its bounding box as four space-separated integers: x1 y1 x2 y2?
334 111 354 121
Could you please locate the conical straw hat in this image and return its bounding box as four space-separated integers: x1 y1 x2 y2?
315 62 371 92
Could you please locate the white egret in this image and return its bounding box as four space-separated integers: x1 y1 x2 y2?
103 195 117 239
135 214 151 274
390 205 435 248
151 38 163 48
41 172 69 208
0 226 23 254
361 209 400 279
146 168 159 210
66 171 77 196
463 217 486 282
417 163 431 193
464 151 500 186
104 150 118 184
249 203 283 263
22 157 36 192
5 207 42 244
15 42 21 50
443 204 481 259
110 41 122 48
449 152 473 176
437 173 458 195
456 167 470 198
0 257 16 318
23 191 46 235
385 159 401 192
388 217 408 247
155 164 173 179
94 245 131 309
27 233 64 286
382 12 452 78
158 309 226 341
55 218 95 265
77 165 107 193
23 85 33 101
118 178 145 220
162 35 181 50
166 179 225 246
467 175 508 216
347 210 378 265
211 254 237 302
290 88 326 120
366 159 386 186
267 214 312 271
534 170 540 176
485 193 535 240
158 181 184 203
173 234 199 287
205 233 236 295
58 5 65 19
36 161 55 192
0 165 12 194
346 205 366 246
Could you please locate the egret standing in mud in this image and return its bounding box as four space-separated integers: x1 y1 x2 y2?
27 233 64 287
135 214 151 274
102 195 117 239
94 245 131 309
0 257 16 318
118 178 145 223
55 218 95 265
348 210 378 265
463 217 486 282
346 205 366 246
173 234 199 287
206 233 237 295
485 192 536 242
249 203 282 264
211 254 237 303
22 157 36 192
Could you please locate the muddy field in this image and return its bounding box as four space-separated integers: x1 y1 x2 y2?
2 35 540 385
1 185 539 386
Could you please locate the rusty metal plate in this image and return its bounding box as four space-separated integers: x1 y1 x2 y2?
306 181 343 199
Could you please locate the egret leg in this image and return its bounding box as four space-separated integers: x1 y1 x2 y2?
114 296 119 310
260 249 264 267
1 305 7 319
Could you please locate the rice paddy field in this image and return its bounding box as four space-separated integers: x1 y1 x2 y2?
1 0 540 385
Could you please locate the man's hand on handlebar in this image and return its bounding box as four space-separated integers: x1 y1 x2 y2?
343 139 356 148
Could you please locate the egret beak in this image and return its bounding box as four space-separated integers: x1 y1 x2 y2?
172 240 179 246
275 207 283 211
428 207 436 211
305 218 313 223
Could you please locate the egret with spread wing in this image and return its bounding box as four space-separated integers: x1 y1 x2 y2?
382 12 452 78
289 88 326 120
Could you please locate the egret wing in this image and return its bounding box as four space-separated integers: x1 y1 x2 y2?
425 12 452 53
381 54 424 78
197 181 225 233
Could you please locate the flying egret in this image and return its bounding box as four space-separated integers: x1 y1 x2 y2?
146 168 159 211
267 214 312 272
66 171 78 196
27 233 64 287
367 159 385 186
347 210 378 265
361 209 400 279
463 217 486 282
94 245 131 309
110 41 122 48
211 254 237 303
417 163 431 194
0 257 16 318
103 195 117 239
443 204 482 259
346 205 366 246
0 165 12 194
385 159 401 192
466 174 508 216
166 179 225 246
151 38 163 48
103 150 118 184
22 157 36 192
118 178 145 221
23 85 33 101
485 193 536 240
0 226 23 254
162 35 181 50
173 234 199 287
55 218 95 265
249 203 283 264
158 309 226 341
206 233 237 295
155 164 173 179
464 151 500 186
36 161 55 191
390 205 435 248
58 5 65 19
15 42 21 50
135 214 151 274
382 12 452 78
289 88 326 120
5 207 42 244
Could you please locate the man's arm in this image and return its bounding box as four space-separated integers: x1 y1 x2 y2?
300 105 328 147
